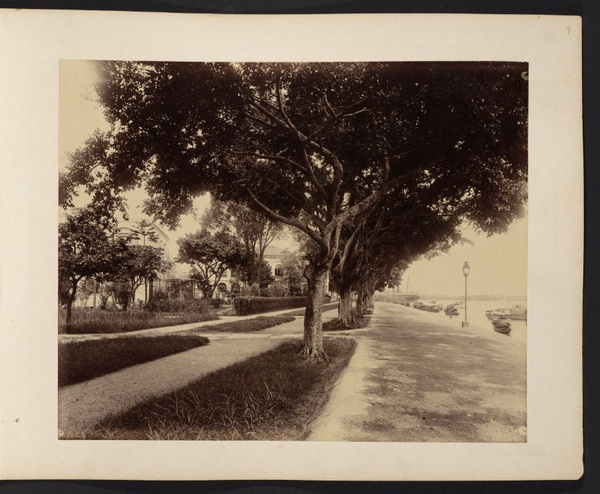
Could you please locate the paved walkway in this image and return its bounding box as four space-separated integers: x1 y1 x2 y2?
307 302 527 442
58 311 338 437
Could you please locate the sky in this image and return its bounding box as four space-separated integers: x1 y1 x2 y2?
59 60 528 298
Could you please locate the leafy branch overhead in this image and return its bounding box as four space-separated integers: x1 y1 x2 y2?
61 62 528 359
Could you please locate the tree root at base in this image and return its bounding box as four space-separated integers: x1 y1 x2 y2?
298 345 330 363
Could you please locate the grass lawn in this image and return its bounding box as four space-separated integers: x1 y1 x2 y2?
188 315 295 333
59 309 217 335
59 334 210 387
72 338 356 440
283 302 339 317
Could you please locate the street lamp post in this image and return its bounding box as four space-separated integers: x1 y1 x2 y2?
462 262 470 327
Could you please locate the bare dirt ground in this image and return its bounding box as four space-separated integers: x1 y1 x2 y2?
307 302 527 442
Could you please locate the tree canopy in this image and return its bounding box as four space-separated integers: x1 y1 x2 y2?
115 244 170 308
58 206 127 324
61 61 528 359
177 229 246 298
201 198 282 287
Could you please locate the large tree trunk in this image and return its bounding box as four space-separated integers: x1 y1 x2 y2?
338 288 355 328
301 263 329 362
365 290 375 313
130 282 137 310
356 287 368 316
66 279 78 328
247 250 256 286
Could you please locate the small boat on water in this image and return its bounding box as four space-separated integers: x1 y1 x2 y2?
489 310 511 334
508 304 527 321
413 301 443 313
444 305 460 316
485 308 511 320
485 305 527 321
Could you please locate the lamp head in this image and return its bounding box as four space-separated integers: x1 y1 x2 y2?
462 261 471 278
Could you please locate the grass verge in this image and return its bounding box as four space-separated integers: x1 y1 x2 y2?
69 338 356 440
59 334 210 387
188 315 295 333
323 312 371 332
59 309 217 335
283 302 339 317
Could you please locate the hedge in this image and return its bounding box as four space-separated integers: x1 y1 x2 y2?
145 296 212 313
233 296 307 316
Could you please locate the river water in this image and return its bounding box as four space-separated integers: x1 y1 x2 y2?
414 299 527 346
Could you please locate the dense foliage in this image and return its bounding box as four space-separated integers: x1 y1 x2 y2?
61 61 528 358
177 229 246 298
59 212 171 322
202 198 282 287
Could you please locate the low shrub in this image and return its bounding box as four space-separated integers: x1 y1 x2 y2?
233 296 307 316
59 334 210 387
74 338 357 440
145 296 211 313
209 298 226 309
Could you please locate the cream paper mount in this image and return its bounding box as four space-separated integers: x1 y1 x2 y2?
0 11 583 480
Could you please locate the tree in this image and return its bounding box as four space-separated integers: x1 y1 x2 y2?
280 250 306 296
238 256 275 292
62 61 527 360
331 187 465 326
130 219 160 246
106 279 132 309
129 220 164 302
202 199 282 286
115 244 170 308
75 278 96 308
96 281 113 309
177 229 246 298
58 206 127 326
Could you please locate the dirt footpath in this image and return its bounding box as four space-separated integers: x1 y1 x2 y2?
308 302 527 442
58 312 338 437
58 338 284 437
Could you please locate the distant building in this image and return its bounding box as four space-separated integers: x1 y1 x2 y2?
68 218 175 308
117 219 170 256
214 245 289 298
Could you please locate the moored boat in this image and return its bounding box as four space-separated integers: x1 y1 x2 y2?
485 308 510 320
487 304 527 321
490 310 511 334
413 301 443 313
445 305 460 316
507 304 527 321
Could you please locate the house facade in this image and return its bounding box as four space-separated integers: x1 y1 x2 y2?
214 245 288 298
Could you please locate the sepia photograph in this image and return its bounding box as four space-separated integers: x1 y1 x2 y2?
58 60 528 442
0 11 583 481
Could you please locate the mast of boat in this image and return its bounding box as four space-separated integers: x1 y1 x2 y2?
405 269 410 295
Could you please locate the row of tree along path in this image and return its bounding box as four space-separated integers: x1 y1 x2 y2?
61 62 528 361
